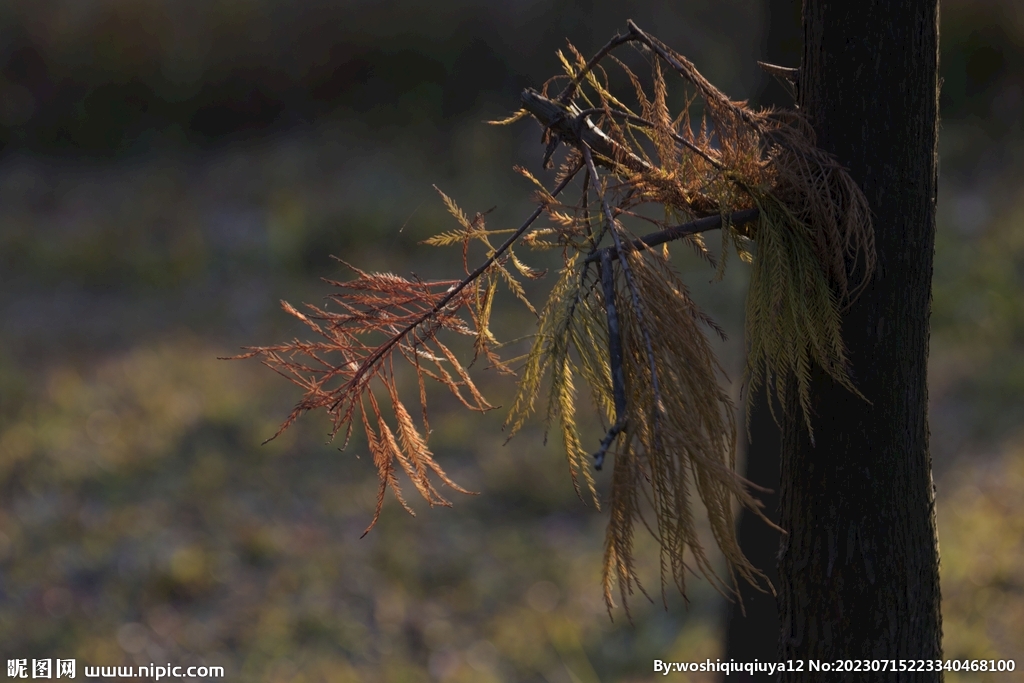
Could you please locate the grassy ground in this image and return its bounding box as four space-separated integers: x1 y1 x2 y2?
1 119 1023 681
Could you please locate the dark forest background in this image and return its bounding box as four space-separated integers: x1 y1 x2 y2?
0 1 1021 681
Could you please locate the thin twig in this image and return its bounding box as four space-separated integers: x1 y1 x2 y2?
555 31 635 105
625 20 763 132
545 20 760 134
330 163 584 411
573 107 725 171
524 88 758 246
581 166 595 248
594 248 627 470
583 147 664 450
757 61 799 102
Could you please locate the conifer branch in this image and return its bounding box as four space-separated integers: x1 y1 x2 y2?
555 31 635 105
239 21 874 615
331 162 582 411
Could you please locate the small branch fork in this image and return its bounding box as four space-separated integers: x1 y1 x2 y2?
515 25 770 469
523 21 748 175
522 89 727 176
516 23 775 470
553 19 765 134
524 49 759 468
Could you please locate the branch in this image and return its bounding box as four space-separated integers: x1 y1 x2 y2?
583 147 665 450
584 208 760 263
757 61 799 102
555 31 635 105
520 89 651 173
331 162 584 411
572 106 725 171
538 20 760 135
624 20 764 132
594 248 627 470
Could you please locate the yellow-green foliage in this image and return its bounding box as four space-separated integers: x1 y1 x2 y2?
605 246 773 608
743 190 863 440
505 255 599 505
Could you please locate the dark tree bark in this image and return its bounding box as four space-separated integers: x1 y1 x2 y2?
777 1 942 680
723 398 782 677
722 2 800 676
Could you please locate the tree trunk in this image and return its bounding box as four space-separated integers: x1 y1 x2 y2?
777 1 942 680
723 2 800 676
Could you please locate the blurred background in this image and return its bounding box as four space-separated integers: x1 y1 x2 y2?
0 1 1021 681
